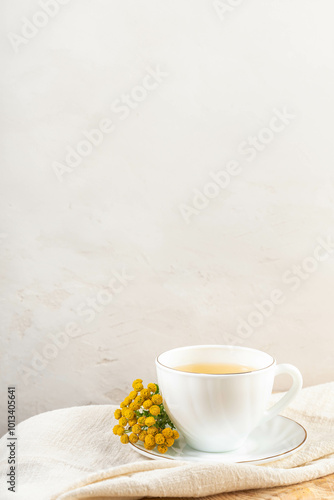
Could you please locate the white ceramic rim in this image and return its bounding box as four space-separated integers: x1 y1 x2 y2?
156 344 276 376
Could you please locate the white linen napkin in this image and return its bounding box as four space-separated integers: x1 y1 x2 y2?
0 382 334 500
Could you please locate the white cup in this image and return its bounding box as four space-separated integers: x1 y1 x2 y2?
156 345 303 452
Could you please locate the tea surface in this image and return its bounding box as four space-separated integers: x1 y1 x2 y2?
174 362 255 374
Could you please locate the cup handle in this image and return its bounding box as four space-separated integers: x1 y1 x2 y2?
260 363 303 425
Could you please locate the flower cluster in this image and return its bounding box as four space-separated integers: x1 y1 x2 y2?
113 380 179 453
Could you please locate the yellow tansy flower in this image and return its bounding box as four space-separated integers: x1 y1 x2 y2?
133 382 143 392
124 409 135 420
138 430 147 441
147 426 158 436
149 405 160 416
162 428 173 439
172 430 180 439
132 424 141 434
113 425 121 435
145 416 156 427
143 399 153 409
157 444 168 454
144 435 155 447
152 394 162 405
118 417 127 427
140 389 150 399
134 396 144 405
137 416 146 426
133 378 143 385
144 443 155 450
129 390 137 400
114 379 178 453
155 433 165 445
120 434 129 444
129 433 139 444
114 409 122 420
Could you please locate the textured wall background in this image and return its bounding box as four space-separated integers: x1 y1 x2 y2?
1 0 334 436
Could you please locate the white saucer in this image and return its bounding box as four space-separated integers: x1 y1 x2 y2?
130 415 307 465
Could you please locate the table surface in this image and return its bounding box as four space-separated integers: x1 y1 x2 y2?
148 473 334 499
